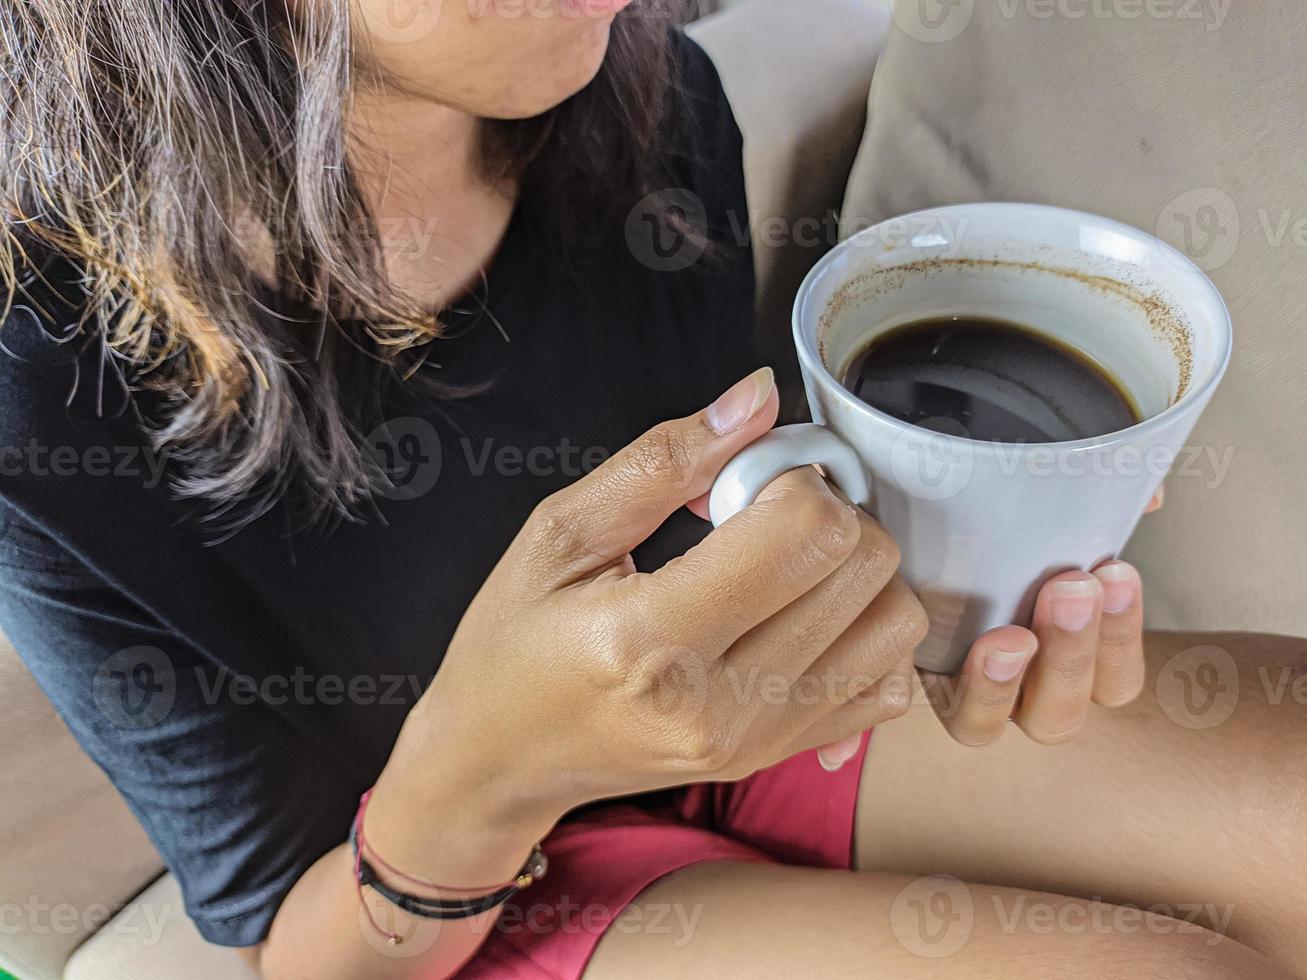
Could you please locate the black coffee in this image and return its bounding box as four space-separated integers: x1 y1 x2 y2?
841 316 1140 443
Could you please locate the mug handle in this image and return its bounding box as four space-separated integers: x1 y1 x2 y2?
708 423 873 527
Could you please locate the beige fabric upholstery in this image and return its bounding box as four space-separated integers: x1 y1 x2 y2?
0 4 888 978
692 0 893 416
842 3 1307 636
63 876 256 980
0 638 163 980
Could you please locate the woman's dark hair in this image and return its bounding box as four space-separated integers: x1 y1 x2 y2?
0 1 687 524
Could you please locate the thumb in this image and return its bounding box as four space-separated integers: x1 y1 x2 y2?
525 368 778 583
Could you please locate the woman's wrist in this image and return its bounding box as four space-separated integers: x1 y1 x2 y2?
362 719 564 889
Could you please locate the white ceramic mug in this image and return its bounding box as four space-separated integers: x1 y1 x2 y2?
709 203 1232 675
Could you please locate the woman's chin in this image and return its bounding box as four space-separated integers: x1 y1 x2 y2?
485 27 613 119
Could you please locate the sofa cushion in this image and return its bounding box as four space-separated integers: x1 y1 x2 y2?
63 875 256 980
0 636 163 980
841 2 1307 635
691 0 893 415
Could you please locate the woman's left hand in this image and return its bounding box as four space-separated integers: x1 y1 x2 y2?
768 484 1163 764
918 487 1162 746
920 559 1144 746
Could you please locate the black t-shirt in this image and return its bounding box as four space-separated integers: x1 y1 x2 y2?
0 35 755 947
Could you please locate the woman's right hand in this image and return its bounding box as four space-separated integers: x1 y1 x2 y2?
368 368 927 876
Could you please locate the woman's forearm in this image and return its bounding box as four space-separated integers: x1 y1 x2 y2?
243 842 498 980
244 718 559 980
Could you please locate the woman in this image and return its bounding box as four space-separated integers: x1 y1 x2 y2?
0 2 1301 978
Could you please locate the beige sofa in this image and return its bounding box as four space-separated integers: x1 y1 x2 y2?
2 0 1303 976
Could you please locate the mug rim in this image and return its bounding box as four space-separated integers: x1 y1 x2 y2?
792 202 1234 455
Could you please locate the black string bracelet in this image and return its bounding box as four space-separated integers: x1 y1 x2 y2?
349 790 548 935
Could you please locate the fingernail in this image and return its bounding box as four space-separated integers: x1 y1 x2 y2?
984 647 1032 683
706 367 774 435
1094 563 1138 615
1050 579 1101 633
817 734 862 773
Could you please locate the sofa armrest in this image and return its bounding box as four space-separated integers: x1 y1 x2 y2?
690 0 893 414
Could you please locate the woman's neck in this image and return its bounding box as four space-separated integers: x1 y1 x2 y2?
347 91 518 310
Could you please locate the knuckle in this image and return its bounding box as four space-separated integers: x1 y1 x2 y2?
574 606 641 684
877 679 913 720
525 496 584 561
1045 647 1098 682
634 423 697 491
857 518 901 576
971 682 1019 713
790 491 859 563
836 526 901 602
677 719 735 771
892 595 931 649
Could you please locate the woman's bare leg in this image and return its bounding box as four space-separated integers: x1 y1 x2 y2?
586 632 1301 977
585 861 1283 978
854 631 1307 976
